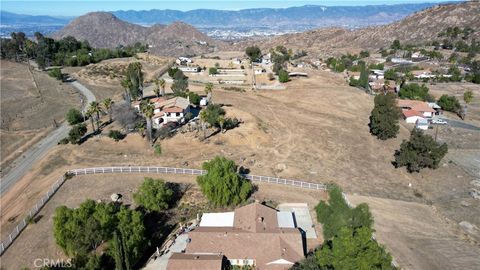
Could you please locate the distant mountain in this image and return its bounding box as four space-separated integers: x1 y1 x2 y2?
237 1 480 57
0 11 72 37
51 12 225 56
0 11 71 25
112 3 441 29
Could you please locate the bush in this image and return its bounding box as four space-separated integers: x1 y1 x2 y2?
133 177 173 212
202 104 226 126
369 93 401 140
197 156 252 207
68 123 87 144
108 130 125 141
437 94 461 112
209 67 218 75
399 83 430 101
58 137 70 145
48 68 64 80
315 185 373 239
394 129 448 172
188 92 201 105
154 144 162 155
66 108 83 125
245 46 262 62
278 69 289 83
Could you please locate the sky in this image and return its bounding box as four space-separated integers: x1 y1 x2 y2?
0 0 461 17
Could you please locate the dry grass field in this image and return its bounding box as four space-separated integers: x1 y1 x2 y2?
0 173 327 269
0 60 81 173
1 60 479 269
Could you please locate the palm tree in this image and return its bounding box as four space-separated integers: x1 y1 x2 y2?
85 108 95 133
200 110 208 139
159 78 166 96
218 115 225 133
102 98 114 123
205 82 214 103
140 101 155 143
121 78 132 104
462 90 474 119
88 101 102 132
153 79 160 97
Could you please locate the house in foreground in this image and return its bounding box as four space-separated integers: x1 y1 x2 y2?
166 202 305 270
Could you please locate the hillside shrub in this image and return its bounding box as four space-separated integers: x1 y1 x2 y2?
68 123 87 144
398 83 430 101
108 130 125 141
48 68 64 80
66 108 83 125
133 177 173 212
394 129 448 172
278 69 289 83
437 94 461 112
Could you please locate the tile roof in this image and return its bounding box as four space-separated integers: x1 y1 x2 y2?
167 253 225 270
397 99 435 113
184 203 304 270
403 109 424 118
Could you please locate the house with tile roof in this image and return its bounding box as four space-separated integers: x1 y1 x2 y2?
152 96 190 127
166 202 305 270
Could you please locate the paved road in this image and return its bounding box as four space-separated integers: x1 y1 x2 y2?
433 116 480 131
0 81 96 196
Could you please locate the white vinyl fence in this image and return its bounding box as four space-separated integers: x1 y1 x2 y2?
0 166 326 255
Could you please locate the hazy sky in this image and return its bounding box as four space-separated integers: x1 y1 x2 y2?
1 0 461 17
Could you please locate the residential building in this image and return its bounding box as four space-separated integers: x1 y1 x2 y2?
397 99 435 119
152 97 190 127
167 254 226 270
167 202 305 270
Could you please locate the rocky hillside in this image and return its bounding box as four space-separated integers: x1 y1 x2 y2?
51 12 225 56
237 2 480 57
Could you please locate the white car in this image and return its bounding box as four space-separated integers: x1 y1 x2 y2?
432 119 448 125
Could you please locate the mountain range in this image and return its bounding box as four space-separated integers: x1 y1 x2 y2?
1 2 447 38
51 12 224 56
111 3 441 30
236 1 480 57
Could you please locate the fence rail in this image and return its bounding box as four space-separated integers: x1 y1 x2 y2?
0 166 326 255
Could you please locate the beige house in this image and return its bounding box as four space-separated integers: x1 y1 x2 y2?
167 202 305 270
152 97 190 127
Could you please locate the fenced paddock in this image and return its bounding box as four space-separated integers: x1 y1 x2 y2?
0 166 327 255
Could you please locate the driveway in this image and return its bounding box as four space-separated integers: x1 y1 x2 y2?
0 81 96 196
441 118 480 131
143 233 189 270
278 203 317 239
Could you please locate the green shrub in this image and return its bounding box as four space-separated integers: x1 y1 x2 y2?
154 144 162 155
48 68 64 80
209 67 218 75
58 137 70 145
394 129 448 172
108 130 125 141
278 69 290 83
68 123 87 144
188 92 201 105
66 108 83 125
437 94 461 112
133 177 173 212
399 83 430 101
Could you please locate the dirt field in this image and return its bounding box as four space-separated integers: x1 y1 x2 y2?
349 195 480 270
0 173 327 269
0 60 81 172
2 64 479 269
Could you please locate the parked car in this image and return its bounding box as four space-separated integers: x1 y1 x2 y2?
432 119 448 125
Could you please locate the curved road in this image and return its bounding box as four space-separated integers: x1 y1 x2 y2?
0 81 96 196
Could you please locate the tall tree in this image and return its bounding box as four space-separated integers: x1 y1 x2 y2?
462 90 474 119
125 62 144 100
88 101 102 132
197 156 253 207
159 78 166 96
140 100 155 143
121 78 133 104
369 93 401 140
103 98 114 123
85 108 95 132
153 79 160 97
204 82 214 103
